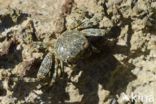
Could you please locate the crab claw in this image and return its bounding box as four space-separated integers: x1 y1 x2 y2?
37 53 53 80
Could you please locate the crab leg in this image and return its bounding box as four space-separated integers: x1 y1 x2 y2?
49 58 62 86
60 60 64 77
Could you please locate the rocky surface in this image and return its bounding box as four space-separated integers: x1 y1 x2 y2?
0 0 156 104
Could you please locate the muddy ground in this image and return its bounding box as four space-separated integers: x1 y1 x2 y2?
0 0 156 104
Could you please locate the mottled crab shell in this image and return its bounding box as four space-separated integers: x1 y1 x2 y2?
54 30 90 63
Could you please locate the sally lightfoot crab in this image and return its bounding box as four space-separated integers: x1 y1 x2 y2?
37 29 110 85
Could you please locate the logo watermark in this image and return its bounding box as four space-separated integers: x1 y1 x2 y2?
119 92 154 103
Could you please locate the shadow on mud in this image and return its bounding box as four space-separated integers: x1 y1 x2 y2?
0 42 22 69
36 49 136 104
71 52 136 104
0 10 29 32
0 10 30 69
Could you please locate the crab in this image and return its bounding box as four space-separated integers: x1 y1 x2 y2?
36 7 114 85
36 29 111 85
